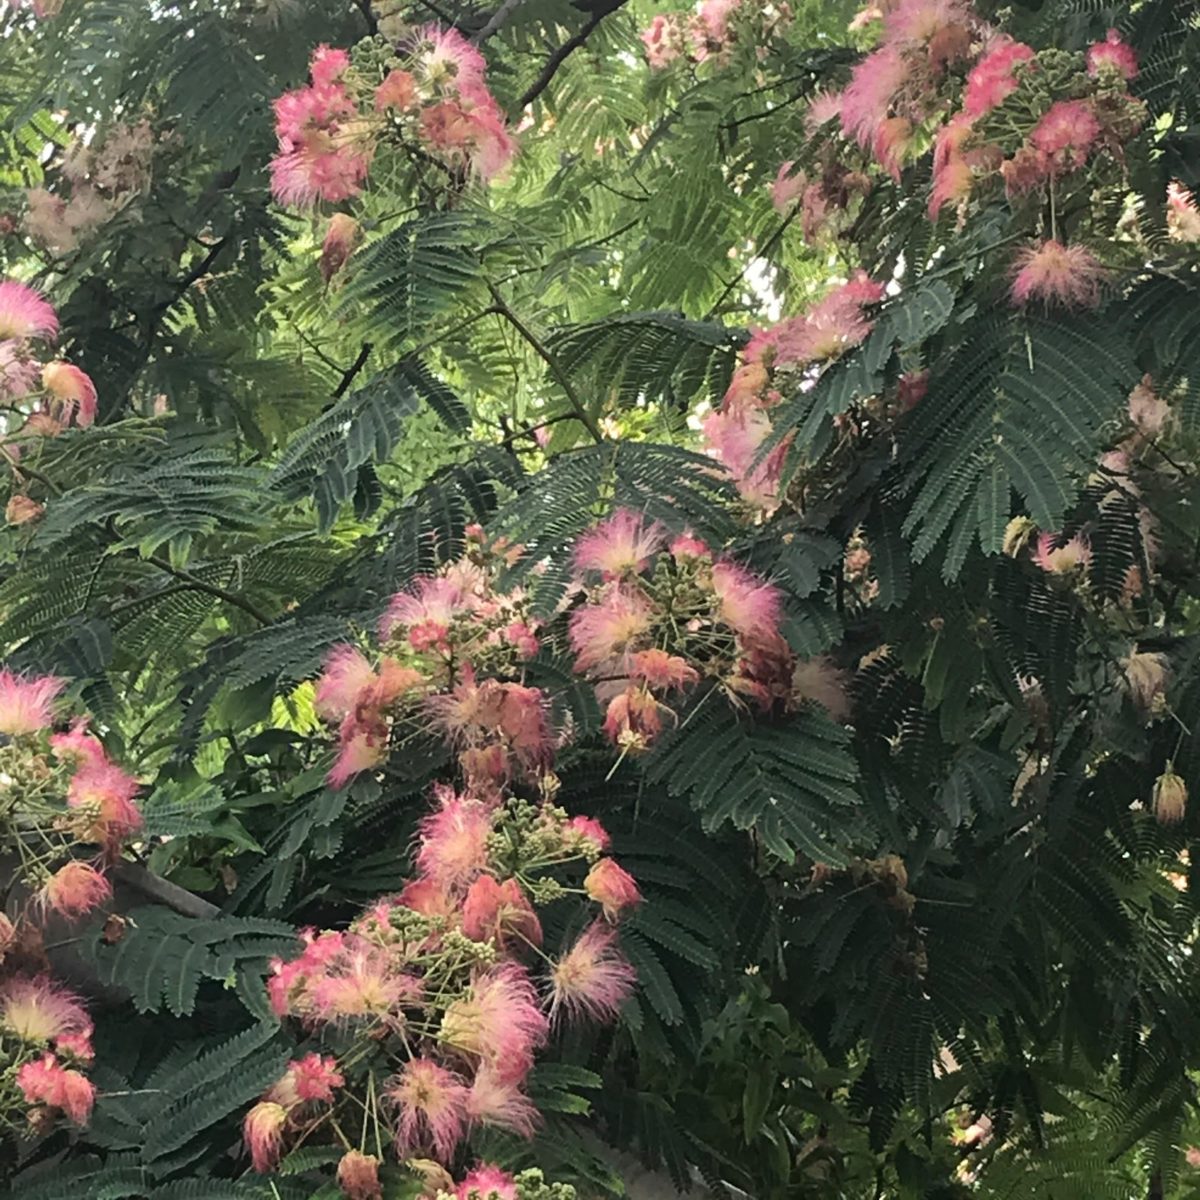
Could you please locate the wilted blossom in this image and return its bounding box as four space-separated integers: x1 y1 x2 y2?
319 212 361 281
584 858 643 920
1167 182 1200 242
1153 768 1188 826
337 1150 384 1200
1122 651 1169 716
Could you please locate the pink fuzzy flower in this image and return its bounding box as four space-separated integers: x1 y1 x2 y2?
1032 532 1091 575
338 1151 384 1200
66 761 142 845
630 648 699 691
574 509 665 579
314 645 380 722
0 976 91 1046
564 815 610 853
41 861 111 918
272 1053 345 1105
48 718 105 768
883 0 972 51
1010 240 1106 309
772 161 805 214
439 963 548 1083
329 715 389 788
568 587 655 672
55 1031 93 1062
466 1065 539 1137
309 44 350 88
380 575 472 643
584 858 642 920
17 1052 95 1124
963 37 1034 116
270 143 372 207
805 89 844 133
306 939 422 1024
1128 375 1171 438
1087 28 1137 80
376 68 418 112
1029 100 1101 175
550 921 637 1024
1168 181 1200 242
711 560 783 642
461 875 543 948
388 1057 469 1160
456 1165 518 1200
243 1101 289 1173
641 14 683 69
414 24 487 91
670 532 711 560
6 494 43 526
840 46 909 151
702 405 787 508
0 669 65 736
0 280 58 341
41 362 97 427
273 82 355 144
415 791 493 892
418 95 516 181
0 341 40 399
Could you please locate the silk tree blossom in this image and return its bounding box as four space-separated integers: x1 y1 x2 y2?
1031 532 1092 575
16 1053 95 1125
388 1057 469 1159
466 1064 540 1136
550 921 637 1024
1087 28 1138 80
412 24 486 91
564 815 610 853
456 1165 518 1200
963 37 1034 115
66 760 142 846
1168 182 1200 242
573 509 665 578
1029 100 1101 176
0 670 65 735
438 962 548 1083
1010 240 1106 309
711 560 783 642
0 341 40 398
602 685 664 751
6 494 44 526
41 861 112 918
0 280 58 341
415 790 493 892
792 656 851 721
641 13 684 67
568 587 655 672
0 976 92 1047
462 875 543 948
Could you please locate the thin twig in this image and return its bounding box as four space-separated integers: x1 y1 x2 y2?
486 282 604 442
704 204 802 320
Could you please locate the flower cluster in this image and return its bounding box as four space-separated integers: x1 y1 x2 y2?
0 669 142 1137
566 510 831 750
0 668 141 915
243 784 638 1190
641 0 792 72
270 29 514 209
312 528 545 794
22 120 156 255
764 1 1151 310
1 280 100 525
702 272 885 509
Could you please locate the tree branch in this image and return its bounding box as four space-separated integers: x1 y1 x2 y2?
487 282 604 443
144 556 272 626
333 342 374 399
515 6 611 111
